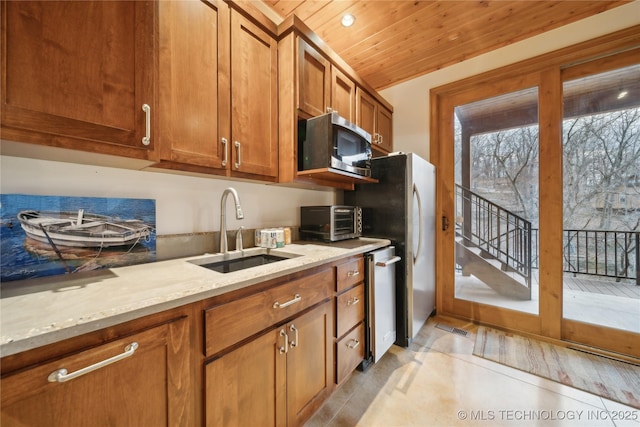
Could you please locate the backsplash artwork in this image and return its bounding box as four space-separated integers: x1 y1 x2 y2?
0 194 156 282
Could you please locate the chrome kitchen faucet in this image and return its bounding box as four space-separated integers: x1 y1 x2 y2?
219 187 244 253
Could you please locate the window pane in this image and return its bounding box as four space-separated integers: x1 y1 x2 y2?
454 87 539 313
562 64 640 333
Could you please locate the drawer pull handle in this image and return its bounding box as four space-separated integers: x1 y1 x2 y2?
347 339 360 349
48 342 139 383
273 293 301 309
347 270 360 277
290 324 299 349
347 297 360 306
279 329 288 354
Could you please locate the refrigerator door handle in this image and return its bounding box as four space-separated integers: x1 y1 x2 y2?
413 183 423 264
375 256 401 267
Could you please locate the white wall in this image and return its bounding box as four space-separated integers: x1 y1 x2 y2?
0 156 335 235
380 1 640 161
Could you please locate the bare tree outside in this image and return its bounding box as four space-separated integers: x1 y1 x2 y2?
460 107 640 233
564 108 640 231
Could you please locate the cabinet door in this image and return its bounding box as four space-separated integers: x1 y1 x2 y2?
1 1 154 158
205 327 287 427
286 302 333 427
298 38 330 118
230 11 278 179
157 0 229 170
356 88 377 139
1 318 191 427
331 67 356 122
376 105 393 153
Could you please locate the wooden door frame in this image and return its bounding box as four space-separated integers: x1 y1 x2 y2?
430 25 640 357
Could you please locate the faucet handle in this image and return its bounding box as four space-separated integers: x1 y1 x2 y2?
235 226 244 252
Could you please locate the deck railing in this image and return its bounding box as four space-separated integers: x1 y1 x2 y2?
457 185 639 287
531 229 638 285
563 229 639 285
455 184 532 287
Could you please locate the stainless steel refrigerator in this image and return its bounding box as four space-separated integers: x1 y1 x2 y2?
345 153 436 347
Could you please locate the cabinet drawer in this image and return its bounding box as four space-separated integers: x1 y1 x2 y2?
335 322 364 385
336 283 365 339
336 257 364 293
0 320 184 426
204 268 333 357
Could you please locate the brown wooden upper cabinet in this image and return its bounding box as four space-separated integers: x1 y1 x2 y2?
155 2 277 181
156 0 228 173
298 38 331 118
356 88 393 154
2 0 388 187
229 10 278 180
331 67 356 123
1 1 155 160
279 30 388 189
297 38 356 122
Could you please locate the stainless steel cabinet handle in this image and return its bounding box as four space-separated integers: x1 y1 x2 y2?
347 297 360 306
347 339 360 349
141 104 151 146
221 138 228 166
48 342 139 383
347 270 360 277
290 324 299 348
279 329 288 354
234 141 241 169
376 256 401 267
273 293 301 309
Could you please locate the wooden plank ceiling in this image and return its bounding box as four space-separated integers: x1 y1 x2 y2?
261 0 631 91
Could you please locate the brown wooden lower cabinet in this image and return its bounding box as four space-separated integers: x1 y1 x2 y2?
205 301 333 427
0 316 191 427
1 254 376 426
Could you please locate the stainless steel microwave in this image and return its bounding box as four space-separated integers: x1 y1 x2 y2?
299 205 362 242
299 112 372 177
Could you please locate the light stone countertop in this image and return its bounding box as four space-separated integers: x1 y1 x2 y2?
0 238 390 358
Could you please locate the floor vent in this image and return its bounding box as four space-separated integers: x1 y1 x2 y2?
436 323 469 337
568 346 640 367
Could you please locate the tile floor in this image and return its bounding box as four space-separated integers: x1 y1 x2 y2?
305 316 640 427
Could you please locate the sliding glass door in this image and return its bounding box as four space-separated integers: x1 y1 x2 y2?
561 55 640 356
432 29 639 356
454 87 540 315
437 73 543 334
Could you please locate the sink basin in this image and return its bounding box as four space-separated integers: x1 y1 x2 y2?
187 248 300 274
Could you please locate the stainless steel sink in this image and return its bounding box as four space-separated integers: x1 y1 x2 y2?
187 248 301 274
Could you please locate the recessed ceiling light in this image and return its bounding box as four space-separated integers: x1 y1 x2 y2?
341 14 355 27
617 90 628 100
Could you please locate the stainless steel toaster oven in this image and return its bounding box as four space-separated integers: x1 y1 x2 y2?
299 205 362 242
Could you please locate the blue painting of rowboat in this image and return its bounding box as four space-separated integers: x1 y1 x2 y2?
1 194 156 283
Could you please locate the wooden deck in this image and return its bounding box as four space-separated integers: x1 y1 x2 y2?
563 275 640 299
455 270 640 333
